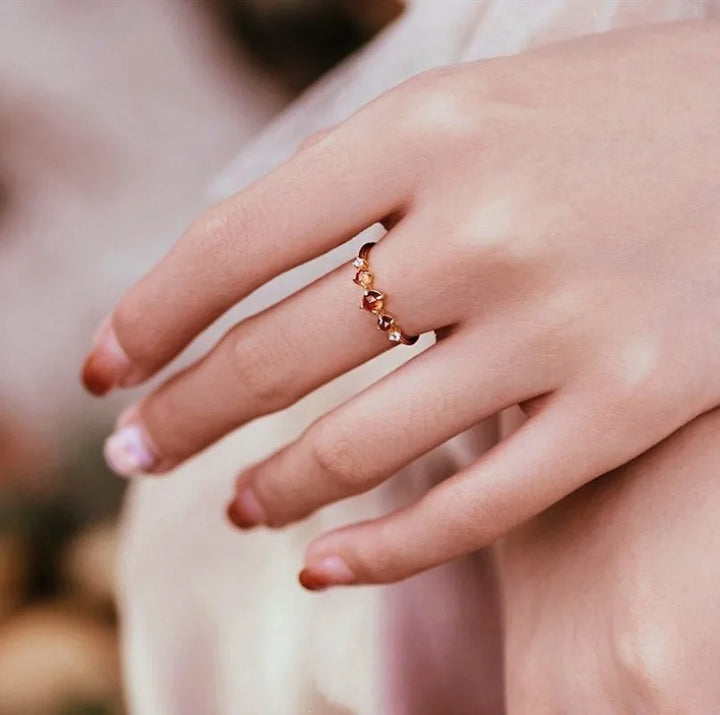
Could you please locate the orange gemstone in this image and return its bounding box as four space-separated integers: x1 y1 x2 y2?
362 290 384 313
354 270 373 288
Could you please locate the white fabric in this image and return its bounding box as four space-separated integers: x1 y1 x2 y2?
120 2 720 713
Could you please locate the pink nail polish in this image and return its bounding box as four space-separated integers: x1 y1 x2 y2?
82 319 143 395
227 488 265 529
299 556 355 591
104 424 156 477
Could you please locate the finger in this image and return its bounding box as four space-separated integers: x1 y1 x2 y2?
101 222 453 477
296 394 644 589
227 324 548 530
82 107 414 395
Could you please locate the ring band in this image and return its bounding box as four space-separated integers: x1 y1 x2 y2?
352 242 419 346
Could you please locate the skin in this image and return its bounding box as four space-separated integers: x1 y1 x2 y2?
499 405 720 713
82 21 720 595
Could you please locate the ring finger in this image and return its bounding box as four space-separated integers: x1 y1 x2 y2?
103 222 456 476
226 323 552 530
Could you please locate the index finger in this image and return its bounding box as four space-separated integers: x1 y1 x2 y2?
82 103 414 395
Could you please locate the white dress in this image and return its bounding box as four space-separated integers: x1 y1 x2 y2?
119 2 720 713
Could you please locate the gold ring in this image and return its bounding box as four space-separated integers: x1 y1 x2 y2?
352 242 419 346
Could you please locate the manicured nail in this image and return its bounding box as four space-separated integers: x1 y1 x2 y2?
299 556 355 592
103 424 156 477
82 318 142 396
227 488 265 530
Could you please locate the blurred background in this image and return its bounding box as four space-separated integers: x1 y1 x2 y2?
0 2 400 713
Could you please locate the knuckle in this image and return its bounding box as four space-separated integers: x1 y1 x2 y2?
397 67 492 141
226 193 270 240
306 421 374 490
609 340 663 396
225 326 298 411
191 204 236 247
192 195 268 250
397 66 453 97
613 619 684 710
448 195 543 268
413 87 472 138
451 218 517 266
590 350 675 444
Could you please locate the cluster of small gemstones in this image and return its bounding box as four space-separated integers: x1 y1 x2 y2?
352 250 416 345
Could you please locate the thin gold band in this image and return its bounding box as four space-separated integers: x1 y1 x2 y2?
352 242 419 346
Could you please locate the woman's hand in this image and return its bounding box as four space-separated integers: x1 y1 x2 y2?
500 406 720 713
82 21 720 589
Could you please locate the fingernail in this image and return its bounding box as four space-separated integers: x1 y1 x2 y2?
82 318 142 396
103 424 156 477
299 556 355 592
227 488 265 530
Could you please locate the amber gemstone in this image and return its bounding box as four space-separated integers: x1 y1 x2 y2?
354 270 373 288
377 313 395 331
362 290 384 313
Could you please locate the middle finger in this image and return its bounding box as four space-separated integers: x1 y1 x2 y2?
103 223 454 475
227 323 547 530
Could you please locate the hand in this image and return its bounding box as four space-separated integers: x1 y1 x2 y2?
82 21 720 589
500 406 720 713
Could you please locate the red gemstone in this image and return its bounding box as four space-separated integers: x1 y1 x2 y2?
377 313 394 331
362 290 384 313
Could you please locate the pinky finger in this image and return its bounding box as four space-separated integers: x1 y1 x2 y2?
298 393 635 590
